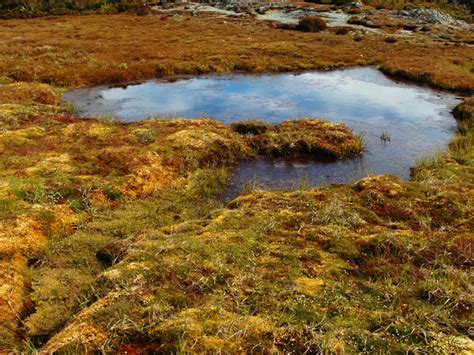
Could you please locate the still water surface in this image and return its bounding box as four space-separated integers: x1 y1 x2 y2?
64 68 459 196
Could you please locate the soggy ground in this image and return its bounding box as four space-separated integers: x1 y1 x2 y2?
65 67 459 196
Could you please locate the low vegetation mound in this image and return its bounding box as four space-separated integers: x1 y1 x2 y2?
453 97 474 125
234 119 364 158
298 16 328 32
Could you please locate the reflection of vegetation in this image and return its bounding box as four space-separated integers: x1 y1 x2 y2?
379 131 391 142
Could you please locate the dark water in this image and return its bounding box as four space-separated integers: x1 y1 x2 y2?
64 68 459 197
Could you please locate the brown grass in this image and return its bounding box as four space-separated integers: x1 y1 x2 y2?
0 13 472 92
298 16 328 32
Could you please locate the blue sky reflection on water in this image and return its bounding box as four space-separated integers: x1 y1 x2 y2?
64 67 459 195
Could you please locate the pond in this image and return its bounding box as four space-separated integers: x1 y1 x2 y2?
64 67 459 197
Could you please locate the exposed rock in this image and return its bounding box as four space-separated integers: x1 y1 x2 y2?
349 1 363 8
398 8 465 26
347 15 378 28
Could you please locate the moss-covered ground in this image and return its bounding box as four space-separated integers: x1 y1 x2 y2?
0 10 472 354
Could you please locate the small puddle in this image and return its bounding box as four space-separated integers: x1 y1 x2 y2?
64 68 460 198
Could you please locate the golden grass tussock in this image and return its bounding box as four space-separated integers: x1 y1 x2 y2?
233 119 364 158
0 256 30 349
122 152 175 199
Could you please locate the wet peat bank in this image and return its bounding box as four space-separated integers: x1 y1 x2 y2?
64 67 460 198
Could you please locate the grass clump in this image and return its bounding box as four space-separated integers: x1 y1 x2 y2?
332 26 352 35
298 16 328 32
232 119 364 159
380 131 391 142
384 36 398 43
453 97 474 127
247 119 364 159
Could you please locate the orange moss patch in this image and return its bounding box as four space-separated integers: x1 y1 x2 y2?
49 204 81 235
0 217 46 349
252 119 364 158
122 152 175 199
0 82 60 106
0 216 47 259
0 255 29 349
295 277 325 296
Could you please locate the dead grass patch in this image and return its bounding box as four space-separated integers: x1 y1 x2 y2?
0 14 472 92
